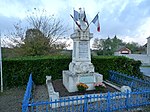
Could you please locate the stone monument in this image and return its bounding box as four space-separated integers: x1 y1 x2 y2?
63 8 103 92
147 36 150 56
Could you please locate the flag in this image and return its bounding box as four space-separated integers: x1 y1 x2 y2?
71 10 81 29
83 11 89 25
92 14 100 32
70 14 81 30
74 10 79 22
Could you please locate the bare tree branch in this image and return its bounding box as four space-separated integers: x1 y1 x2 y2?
26 8 68 46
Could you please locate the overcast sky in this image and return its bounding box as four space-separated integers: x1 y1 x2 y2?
0 0 150 45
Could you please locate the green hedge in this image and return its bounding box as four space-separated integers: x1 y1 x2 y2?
92 56 142 79
2 56 142 88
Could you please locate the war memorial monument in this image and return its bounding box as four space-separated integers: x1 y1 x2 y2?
63 8 103 92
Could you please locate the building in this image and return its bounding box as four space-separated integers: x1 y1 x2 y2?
114 47 131 55
114 37 150 66
147 36 150 55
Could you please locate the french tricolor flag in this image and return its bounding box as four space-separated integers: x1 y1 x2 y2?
92 14 100 32
70 10 81 30
74 10 79 22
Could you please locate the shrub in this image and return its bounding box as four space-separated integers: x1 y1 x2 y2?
2 55 142 88
92 56 142 79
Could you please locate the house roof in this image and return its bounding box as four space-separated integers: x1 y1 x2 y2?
116 47 131 52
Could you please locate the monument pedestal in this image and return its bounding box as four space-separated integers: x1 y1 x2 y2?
63 30 103 92
63 71 103 92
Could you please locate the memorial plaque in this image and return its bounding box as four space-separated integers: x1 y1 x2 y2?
79 41 88 58
79 75 94 83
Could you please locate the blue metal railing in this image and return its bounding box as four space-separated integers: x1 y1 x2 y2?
24 90 150 112
22 73 150 112
22 73 33 112
109 70 150 91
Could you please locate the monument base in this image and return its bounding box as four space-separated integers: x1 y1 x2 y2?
63 70 103 92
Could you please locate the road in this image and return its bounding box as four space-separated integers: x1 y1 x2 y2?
140 67 150 77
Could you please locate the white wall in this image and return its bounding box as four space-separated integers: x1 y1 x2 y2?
114 53 150 66
147 37 150 55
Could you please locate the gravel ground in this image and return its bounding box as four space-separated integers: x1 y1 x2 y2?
33 84 49 101
0 79 149 112
52 79 118 97
0 85 49 112
0 87 25 112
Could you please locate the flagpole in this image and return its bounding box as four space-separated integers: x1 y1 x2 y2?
0 32 3 92
70 14 82 31
85 21 92 31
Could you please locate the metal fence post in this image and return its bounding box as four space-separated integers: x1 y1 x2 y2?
22 101 28 112
84 95 88 112
125 90 129 110
107 92 110 112
22 73 32 112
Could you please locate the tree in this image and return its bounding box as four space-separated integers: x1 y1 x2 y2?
93 36 115 55
92 35 126 55
4 8 69 56
111 35 123 50
92 38 103 50
19 29 50 56
111 35 125 52
52 41 70 50
26 8 68 47
125 42 140 53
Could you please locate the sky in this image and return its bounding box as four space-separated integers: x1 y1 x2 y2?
0 0 150 46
